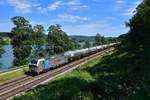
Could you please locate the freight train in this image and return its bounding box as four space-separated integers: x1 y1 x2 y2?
29 43 118 74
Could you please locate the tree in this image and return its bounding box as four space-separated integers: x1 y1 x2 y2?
0 37 4 57
11 16 33 66
95 33 105 45
33 25 46 45
47 24 73 54
126 0 150 52
31 25 46 58
0 37 4 67
83 40 91 48
71 40 81 50
101 35 106 44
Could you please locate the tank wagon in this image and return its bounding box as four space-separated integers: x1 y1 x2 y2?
29 43 118 74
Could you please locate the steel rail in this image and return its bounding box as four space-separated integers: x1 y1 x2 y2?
0 47 115 100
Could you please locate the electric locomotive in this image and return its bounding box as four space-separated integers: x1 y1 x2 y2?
29 43 118 74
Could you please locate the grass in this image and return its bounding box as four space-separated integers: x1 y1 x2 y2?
1 37 11 45
12 51 113 100
0 66 28 84
12 49 150 100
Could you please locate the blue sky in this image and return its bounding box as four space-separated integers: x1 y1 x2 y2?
0 0 142 37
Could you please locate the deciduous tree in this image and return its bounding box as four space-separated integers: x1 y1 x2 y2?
0 37 4 57
83 40 91 48
11 16 33 66
95 33 105 45
126 0 150 52
47 24 73 54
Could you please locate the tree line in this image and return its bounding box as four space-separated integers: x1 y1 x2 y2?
9 16 106 66
0 16 118 67
123 0 150 54
10 16 82 66
0 37 5 58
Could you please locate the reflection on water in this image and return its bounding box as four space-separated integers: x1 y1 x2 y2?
0 45 14 71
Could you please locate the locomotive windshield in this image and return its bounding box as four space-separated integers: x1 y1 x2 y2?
31 59 38 64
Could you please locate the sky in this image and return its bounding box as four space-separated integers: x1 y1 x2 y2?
0 0 142 37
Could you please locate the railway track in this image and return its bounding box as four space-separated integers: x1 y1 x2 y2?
0 47 115 100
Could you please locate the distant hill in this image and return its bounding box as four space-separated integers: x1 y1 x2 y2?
69 35 95 42
69 35 118 43
0 33 118 44
0 32 10 37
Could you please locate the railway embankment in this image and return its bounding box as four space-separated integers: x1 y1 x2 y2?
0 47 115 100
12 48 150 99
11 51 114 100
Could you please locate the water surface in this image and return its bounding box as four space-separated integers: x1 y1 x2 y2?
0 45 14 71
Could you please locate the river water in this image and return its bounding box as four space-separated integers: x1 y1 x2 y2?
0 45 14 71
0 44 85 71
0 45 47 71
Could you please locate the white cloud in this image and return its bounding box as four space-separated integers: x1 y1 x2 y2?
65 0 81 6
37 6 48 14
7 0 32 13
68 5 88 11
114 0 126 11
4 0 88 13
4 0 63 13
115 0 125 4
36 1 62 13
57 14 88 22
38 0 88 13
114 0 142 16
121 0 142 16
133 0 142 5
48 1 62 11
65 0 88 11
121 7 136 16
4 0 40 13
32 3 40 7
47 0 88 11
